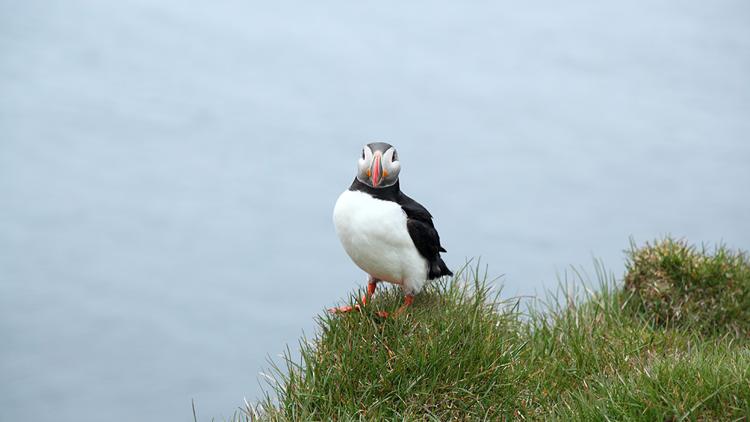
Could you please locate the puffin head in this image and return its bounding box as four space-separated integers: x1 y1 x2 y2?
356 142 401 188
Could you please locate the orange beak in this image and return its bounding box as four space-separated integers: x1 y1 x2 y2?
370 153 382 187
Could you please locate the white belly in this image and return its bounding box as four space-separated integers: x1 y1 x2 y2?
333 190 428 294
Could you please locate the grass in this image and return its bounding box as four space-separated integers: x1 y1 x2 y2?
624 237 750 336
221 238 750 421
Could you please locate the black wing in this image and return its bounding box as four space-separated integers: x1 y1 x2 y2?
398 193 453 279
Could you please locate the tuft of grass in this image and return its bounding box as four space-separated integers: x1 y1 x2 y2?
624 237 750 336
257 263 528 420
521 266 750 420
222 242 750 421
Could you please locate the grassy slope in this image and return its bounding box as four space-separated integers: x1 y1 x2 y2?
232 240 750 421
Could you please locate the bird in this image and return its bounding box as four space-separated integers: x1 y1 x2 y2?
331 142 452 317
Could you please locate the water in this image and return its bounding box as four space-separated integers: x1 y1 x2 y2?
1 1 749 420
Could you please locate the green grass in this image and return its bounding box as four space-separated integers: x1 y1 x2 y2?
624 237 750 336
223 238 750 421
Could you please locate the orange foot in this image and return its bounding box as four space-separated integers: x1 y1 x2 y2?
328 281 379 314
375 295 414 318
328 303 361 314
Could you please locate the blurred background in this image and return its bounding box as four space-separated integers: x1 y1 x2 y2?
1 0 749 420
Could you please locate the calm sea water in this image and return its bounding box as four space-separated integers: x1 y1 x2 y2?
1 1 749 420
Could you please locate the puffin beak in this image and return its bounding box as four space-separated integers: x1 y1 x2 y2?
370 152 382 187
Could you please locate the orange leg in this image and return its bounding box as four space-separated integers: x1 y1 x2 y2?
363 279 378 305
328 279 379 314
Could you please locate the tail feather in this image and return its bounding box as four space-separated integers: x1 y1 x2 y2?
428 256 453 279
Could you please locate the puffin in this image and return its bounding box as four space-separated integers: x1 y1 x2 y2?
331 142 453 317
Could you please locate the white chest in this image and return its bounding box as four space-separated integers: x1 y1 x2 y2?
332 190 427 287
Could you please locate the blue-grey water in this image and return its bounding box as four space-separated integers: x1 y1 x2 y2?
1 1 749 420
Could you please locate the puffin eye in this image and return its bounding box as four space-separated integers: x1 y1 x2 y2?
361 149 365 159
392 150 398 162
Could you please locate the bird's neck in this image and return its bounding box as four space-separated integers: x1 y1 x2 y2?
349 178 401 201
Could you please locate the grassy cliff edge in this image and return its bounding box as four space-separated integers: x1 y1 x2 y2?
232 238 750 420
